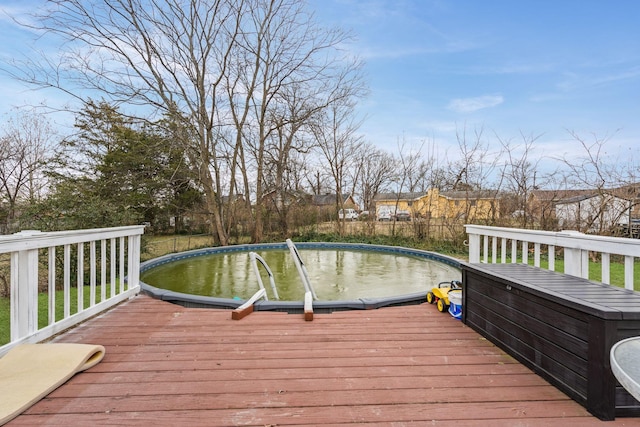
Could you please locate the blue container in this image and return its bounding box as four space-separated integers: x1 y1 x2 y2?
448 289 462 320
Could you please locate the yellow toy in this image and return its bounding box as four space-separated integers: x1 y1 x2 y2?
426 280 462 313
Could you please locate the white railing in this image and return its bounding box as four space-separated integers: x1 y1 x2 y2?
465 225 640 290
1 225 145 357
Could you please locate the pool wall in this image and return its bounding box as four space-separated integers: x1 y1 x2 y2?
140 242 462 313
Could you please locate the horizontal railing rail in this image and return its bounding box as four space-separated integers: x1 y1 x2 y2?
1 225 145 357
465 225 640 290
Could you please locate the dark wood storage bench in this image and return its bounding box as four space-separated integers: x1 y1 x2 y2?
461 262 640 421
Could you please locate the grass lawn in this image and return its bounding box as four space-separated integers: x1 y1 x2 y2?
0 297 8 345
142 234 216 261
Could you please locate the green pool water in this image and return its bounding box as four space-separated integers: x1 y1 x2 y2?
141 248 461 301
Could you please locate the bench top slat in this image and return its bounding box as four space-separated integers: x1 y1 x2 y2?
462 263 640 320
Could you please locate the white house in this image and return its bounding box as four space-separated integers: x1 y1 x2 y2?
555 192 632 233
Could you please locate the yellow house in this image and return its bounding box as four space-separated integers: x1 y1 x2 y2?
434 189 500 220
373 192 423 213
373 189 499 220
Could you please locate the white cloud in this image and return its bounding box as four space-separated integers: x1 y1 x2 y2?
447 95 504 113
557 67 640 92
358 45 436 61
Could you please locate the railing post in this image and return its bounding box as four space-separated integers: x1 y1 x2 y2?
127 234 141 290
468 232 480 263
10 230 41 341
561 230 586 278
563 247 582 277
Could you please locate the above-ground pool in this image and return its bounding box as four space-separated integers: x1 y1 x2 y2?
140 242 461 313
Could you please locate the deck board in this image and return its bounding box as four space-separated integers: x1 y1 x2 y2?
7 295 640 426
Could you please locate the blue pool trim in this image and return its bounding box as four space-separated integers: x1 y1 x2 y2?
140 242 462 313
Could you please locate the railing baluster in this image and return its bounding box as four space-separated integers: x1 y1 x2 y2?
77 242 84 313
110 238 116 298
482 235 488 263
64 244 71 318
534 243 541 267
625 256 634 290
491 236 497 263
101 239 107 302
119 237 125 293
602 253 611 284
90 240 96 306
48 246 56 325
581 251 589 279
9 252 18 340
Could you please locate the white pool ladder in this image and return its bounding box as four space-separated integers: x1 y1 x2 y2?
249 251 280 300
235 242 315 321
286 239 318 301
286 239 316 321
232 252 279 320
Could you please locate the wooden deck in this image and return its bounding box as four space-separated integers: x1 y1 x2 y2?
8 295 640 426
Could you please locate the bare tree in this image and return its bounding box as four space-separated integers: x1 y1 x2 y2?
0 110 55 232
560 130 632 233
7 0 368 243
261 105 315 236
262 10 364 239
305 165 333 197
8 0 251 244
394 137 429 193
497 131 544 228
448 125 501 192
228 0 363 241
439 125 501 230
354 143 396 213
311 100 365 234
562 130 623 189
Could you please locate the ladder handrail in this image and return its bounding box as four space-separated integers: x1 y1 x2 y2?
249 252 279 300
231 287 267 320
286 239 318 301
235 288 267 312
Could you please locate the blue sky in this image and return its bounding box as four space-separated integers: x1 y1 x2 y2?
309 0 640 169
1 0 639 173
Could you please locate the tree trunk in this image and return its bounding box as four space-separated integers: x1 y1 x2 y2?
199 164 228 246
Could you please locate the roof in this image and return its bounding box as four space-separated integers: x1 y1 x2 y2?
555 191 633 205
531 189 597 202
373 192 426 202
312 193 352 206
373 190 500 202
532 185 640 202
440 190 499 200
